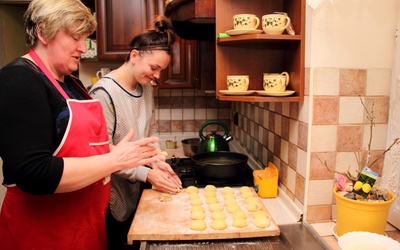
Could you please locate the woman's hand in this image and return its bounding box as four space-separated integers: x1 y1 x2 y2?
111 129 165 171
147 166 182 194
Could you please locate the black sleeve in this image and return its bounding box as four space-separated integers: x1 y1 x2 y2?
0 61 63 194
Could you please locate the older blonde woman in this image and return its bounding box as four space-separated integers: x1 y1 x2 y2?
0 0 165 248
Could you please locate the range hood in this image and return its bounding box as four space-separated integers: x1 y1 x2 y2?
165 0 215 40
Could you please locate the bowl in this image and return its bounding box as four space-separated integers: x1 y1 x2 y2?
338 231 400 250
181 138 200 157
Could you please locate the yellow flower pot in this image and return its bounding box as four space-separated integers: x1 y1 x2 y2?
334 186 396 236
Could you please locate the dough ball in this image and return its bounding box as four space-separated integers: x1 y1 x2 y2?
221 186 234 194
245 197 259 204
232 210 247 220
232 218 247 228
246 202 263 212
186 186 199 194
205 196 218 204
211 211 226 220
204 190 217 198
254 216 270 228
253 210 267 218
239 186 251 194
211 219 227 230
204 184 217 192
190 219 207 231
241 191 254 199
227 204 241 213
189 193 200 200
224 199 237 206
190 205 205 213
209 203 224 212
191 211 206 220
190 197 203 206
223 193 236 200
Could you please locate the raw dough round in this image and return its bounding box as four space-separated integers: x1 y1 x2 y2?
253 210 267 218
223 193 236 200
191 211 206 220
186 186 199 194
209 203 224 212
245 197 259 204
239 186 251 194
224 199 237 206
211 211 226 220
221 186 234 194
190 219 207 231
227 204 241 213
204 191 217 198
190 205 205 213
241 191 254 199
211 219 227 230
232 210 247 220
246 202 263 212
189 193 200 200
232 218 247 228
254 216 270 228
204 184 217 192
190 197 203 206
205 196 218 204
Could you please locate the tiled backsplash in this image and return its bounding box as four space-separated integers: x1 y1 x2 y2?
229 67 392 223
154 89 230 134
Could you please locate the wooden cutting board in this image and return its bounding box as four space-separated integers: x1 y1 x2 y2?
128 187 280 242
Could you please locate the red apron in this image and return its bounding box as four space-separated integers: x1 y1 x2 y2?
0 50 111 249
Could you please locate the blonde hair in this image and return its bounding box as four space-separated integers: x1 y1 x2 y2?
24 0 96 47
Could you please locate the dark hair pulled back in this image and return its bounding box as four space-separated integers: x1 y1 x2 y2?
126 15 176 61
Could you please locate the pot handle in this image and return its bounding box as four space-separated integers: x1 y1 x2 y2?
199 119 232 141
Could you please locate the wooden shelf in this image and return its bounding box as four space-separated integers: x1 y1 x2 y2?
216 93 301 102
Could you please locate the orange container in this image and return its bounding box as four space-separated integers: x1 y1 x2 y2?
253 162 278 198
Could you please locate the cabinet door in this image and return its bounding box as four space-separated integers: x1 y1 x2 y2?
96 0 164 61
158 37 197 89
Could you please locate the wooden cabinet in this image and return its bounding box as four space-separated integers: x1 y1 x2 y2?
96 0 165 61
215 0 305 102
95 0 198 89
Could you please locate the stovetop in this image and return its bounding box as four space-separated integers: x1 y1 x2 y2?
167 157 254 188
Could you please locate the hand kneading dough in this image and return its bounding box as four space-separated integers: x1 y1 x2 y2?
204 184 217 192
190 197 203 206
246 202 263 212
232 218 247 228
190 205 205 213
186 186 198 194
205 196 218 204
190 219 207 231
254 216 270 228
211 219 227 230
209 203 224 212
211 211 226 220
191 211 206 220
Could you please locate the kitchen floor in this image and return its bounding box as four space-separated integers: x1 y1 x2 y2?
310 221 400 249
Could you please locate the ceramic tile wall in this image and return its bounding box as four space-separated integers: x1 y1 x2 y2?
154 89 231 134
230 67 391 223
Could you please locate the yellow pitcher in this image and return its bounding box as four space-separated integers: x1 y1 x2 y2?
253 162 278 198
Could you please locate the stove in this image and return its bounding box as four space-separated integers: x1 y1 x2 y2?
167 157 254 188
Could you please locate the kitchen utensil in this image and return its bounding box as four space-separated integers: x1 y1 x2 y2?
253 162 278 198
192 151 248 179
181 138 200 157
263 72 290 92
198 120 232 153
233 14 260 30
227 75 249 91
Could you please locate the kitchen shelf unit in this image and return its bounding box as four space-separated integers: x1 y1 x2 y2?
215 0 305 102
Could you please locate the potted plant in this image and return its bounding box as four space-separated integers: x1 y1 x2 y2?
318 97 399 236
